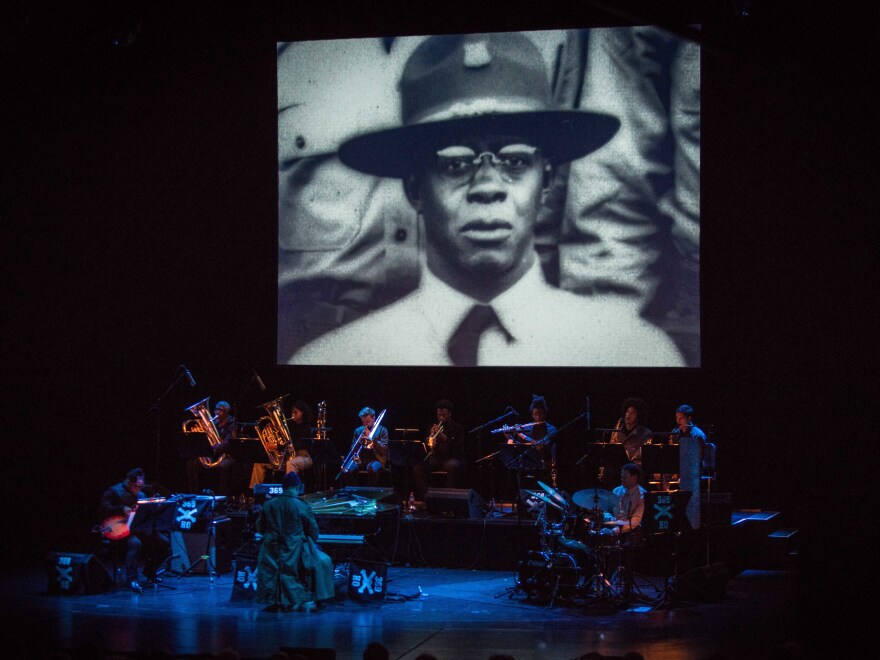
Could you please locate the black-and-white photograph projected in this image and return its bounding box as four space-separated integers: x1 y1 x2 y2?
278 28 700 367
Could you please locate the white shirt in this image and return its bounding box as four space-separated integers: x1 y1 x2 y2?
291 260 685 367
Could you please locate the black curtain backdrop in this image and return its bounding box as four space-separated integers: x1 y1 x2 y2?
2 1 875 646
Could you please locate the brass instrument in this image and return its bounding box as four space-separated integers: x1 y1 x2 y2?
315 401 328 441
183 397 228 469
255 395 292 470
426 423 444 450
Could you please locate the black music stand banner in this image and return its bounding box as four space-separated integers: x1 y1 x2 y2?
347 559 387 602
643 490 692 534
171 495 219 533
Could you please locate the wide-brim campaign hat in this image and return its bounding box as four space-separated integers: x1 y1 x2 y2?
338 32 620 179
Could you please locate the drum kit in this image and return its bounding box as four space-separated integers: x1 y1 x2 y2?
515 481 633 607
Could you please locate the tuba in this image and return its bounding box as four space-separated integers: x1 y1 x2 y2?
255 395 291 470
183 397 228 469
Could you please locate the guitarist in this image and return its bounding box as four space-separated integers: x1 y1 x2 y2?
99 467 165 593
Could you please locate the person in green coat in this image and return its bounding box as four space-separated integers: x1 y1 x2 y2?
255 471 334 611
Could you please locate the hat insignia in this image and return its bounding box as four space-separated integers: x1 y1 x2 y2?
463 40 492 68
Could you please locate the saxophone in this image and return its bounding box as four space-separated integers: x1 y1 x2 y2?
255 396 292 470
314 401 328 441
183 397 228 469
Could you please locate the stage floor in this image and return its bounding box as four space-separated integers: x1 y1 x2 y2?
2 560 802 660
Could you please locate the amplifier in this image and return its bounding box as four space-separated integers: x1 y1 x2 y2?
168 516 235 575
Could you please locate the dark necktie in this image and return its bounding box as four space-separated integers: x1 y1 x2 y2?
447 304 501 366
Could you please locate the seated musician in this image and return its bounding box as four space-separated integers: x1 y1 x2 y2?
255 471 334 612
600 463 647 539
504 395 558 483
412 399 465 500
349 406 390 485
186 400 236 495
609 397 652 466
250 400 315 490
99 468 168 593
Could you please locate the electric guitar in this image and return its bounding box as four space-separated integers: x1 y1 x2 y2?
100 498 166 540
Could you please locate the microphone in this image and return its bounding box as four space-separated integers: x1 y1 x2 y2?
505 406 519 418
252 370 266 391
585 396 591 430
183 366 196 387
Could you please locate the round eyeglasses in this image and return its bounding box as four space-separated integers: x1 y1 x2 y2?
433 144 541 183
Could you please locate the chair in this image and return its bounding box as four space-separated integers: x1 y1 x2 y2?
94 532 126 587
701 442 717 493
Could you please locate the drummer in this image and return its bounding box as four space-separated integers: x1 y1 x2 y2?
602 463 646 538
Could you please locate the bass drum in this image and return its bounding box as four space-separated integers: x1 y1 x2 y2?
516 551 583 601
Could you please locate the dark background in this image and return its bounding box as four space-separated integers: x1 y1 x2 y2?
1 0 875 638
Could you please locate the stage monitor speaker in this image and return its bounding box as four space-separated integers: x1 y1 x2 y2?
169 517 234 574
424 488 484 519
347 559 387 602
230 552 259 602
46 552 111 595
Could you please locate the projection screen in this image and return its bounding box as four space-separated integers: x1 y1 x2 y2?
278 28 700 367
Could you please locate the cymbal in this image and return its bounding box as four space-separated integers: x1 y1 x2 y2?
572 488 616 513
532 491 565 512
537 480 568 508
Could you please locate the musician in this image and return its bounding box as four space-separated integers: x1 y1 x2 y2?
503 395 558 479
349 406 390 484
99 468 167 593
186 400 236 495
255 471 334 611
672 404 708 530
602 462 646 538
610 397 652 465
250 400 315 490
412 399 465 499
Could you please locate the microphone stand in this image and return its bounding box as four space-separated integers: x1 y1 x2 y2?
471 409 517 510
149 365 192 480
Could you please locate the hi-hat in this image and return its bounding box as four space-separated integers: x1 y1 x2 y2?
572 488 616 513
537 480 568 508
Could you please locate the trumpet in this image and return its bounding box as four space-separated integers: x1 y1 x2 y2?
426 423 444 449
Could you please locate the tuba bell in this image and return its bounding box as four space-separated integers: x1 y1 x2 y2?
183 397 228 469
255 395 291 470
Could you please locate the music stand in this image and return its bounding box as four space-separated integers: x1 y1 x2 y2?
641 445 679 490
130 500 177 592
176 493 220 582
235 439 271 464
496 443 543 518
388 438 427 504
311 437 339 492
575 443 628 488
176 431 215 460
